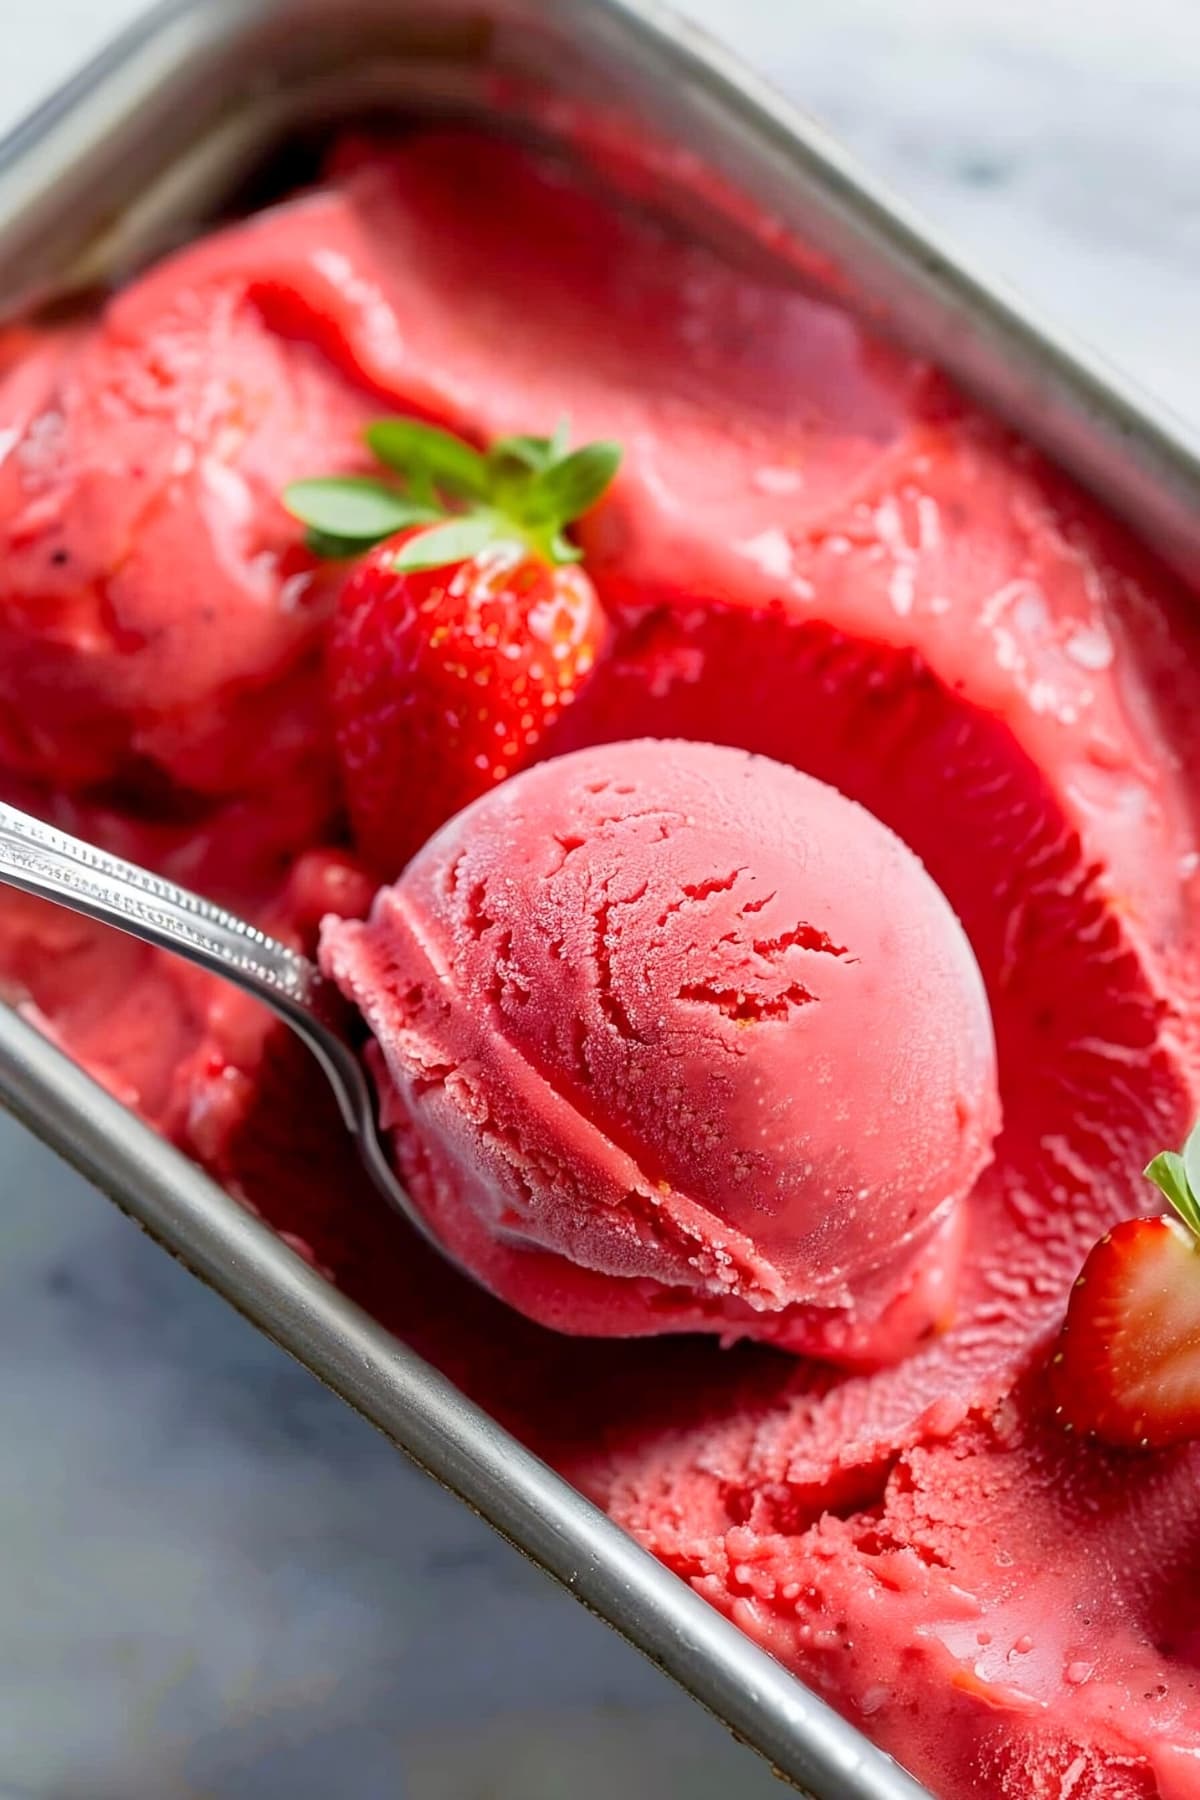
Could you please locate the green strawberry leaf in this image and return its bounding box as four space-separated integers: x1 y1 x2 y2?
488 433 557 475
547 528 584 564
292 418 621 568
392 513 500 573
304 528 376 559
366 419 490 500
531 440 622 525
548 415 571 462
1183 1119 1200 1214
1145 1145 1200 1240
283 477 437 543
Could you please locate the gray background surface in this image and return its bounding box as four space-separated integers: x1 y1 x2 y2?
1 3 1198 1796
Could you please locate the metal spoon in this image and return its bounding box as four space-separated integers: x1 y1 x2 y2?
0 799 451 1261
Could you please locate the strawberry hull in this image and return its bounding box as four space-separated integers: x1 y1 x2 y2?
0 114 1198 1800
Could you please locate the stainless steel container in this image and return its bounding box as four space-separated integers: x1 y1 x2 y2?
0 5 1196 1797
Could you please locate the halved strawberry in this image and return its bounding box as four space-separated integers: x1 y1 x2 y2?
1050 1130 1200 1450
284 418 618 875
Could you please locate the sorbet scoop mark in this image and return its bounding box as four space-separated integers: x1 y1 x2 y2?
321 739 1000 1364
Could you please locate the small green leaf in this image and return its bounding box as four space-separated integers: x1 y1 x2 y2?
283 477 436 543
488 434 556 475
531 440 621 526
1145 1149 1200 1238
305 528 372 559
488 418 573 478
1183 1120 1200 1211
548 415 571 462
546 529 584 564
1145 1151 1191 1213
392 514 499 572
286 419 622 571
366 419 489 499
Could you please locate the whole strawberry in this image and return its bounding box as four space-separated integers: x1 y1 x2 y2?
1050 1127 1200 1450
285 419 617 875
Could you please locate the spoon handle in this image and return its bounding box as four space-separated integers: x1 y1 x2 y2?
0 800 321 1020
0 800 462 1258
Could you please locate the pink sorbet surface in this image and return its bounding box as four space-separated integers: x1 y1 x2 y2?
321 739 999 1366
0 123 1197 1799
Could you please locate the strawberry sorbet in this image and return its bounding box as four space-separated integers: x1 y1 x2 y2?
0 122 1197 1800
322 739 998 1364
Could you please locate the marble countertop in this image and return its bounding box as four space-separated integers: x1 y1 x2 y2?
1 4 1197 1797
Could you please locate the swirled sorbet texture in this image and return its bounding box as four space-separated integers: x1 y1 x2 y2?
0 123 1198 1799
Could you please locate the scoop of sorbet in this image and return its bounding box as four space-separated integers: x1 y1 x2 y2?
321 740 999 1366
